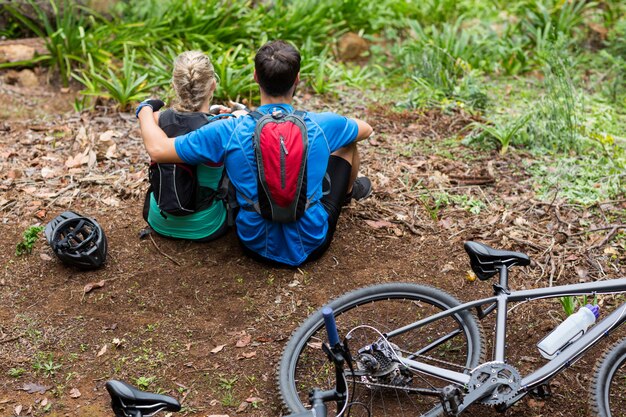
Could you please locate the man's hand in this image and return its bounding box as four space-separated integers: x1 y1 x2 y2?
136 99 165 118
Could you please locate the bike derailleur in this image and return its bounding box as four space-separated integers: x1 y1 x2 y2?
356 340 413 387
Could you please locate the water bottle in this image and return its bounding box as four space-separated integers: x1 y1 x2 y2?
537 304 600 359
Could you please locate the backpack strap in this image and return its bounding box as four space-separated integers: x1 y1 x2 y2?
249 111 263 121
208 113 236 122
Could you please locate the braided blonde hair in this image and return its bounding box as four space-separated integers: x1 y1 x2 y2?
171 51 216 112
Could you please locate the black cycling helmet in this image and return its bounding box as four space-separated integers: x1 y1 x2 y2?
44 211 107 269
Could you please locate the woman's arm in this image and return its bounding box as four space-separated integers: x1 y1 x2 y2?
138 107 182 163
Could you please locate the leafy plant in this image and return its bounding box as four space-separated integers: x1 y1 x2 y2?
559 295 598 317
73 46 154 111
16 225 44 256
468 113 532 154
211 45 257 102
134 375 155 390
527 47 583 152
8 368 26 378
521 0 589 50
33 354 62 377
218 376 239 407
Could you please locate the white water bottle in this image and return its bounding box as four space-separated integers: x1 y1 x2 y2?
537 304 600 360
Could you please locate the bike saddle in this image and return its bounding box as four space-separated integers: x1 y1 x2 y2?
106 380 181 417
464 241 530 281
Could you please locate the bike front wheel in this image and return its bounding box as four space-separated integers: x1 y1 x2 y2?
591 337 626 417
278 283 484 417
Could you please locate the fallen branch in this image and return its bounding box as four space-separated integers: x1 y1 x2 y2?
0 333 24 344
569 224 626 237
588 226 623 251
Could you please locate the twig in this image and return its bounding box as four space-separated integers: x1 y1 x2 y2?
588 226 620 251
149 234 181 266
570 224 625 237
0 333 24 344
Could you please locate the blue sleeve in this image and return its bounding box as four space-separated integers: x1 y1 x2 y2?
174 118 234 164
313 112 359 152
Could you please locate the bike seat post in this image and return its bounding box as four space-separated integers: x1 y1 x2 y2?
494 265 510 362
498 264 509 290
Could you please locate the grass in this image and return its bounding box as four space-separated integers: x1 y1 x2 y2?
3 0 625 207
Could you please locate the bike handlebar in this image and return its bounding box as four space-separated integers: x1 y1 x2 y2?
322 306 339 346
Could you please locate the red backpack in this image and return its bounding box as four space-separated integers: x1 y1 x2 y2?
249 110 309 223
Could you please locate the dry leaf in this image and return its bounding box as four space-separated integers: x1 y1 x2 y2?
236 401 249 412
69 388 81 398
105 144 117 159
41 167 56 179
239 351 256 359
41 398 48 407
87 150 97 168
307 341 323 350
97 344 107 357
14 405 22 416
40 253 52 261
235 333 251 348
246 396 263 403
604 246 619 256
210 344 226 354
365 220 393 229
101 196 120 207
84 280 105 294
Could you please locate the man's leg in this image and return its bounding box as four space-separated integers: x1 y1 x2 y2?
304 155 353 263
331 142 359 193
331 142 372 203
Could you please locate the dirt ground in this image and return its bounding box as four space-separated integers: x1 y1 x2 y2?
1 74 625 417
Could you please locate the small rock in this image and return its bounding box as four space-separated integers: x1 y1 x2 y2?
0 44 35 63
17 69 39 88
7 168 23 179
337 32 369 61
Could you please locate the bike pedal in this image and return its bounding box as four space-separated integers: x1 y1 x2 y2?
529 384 551 399
440 385 462 416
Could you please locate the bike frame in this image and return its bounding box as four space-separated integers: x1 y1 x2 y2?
385 267 626 406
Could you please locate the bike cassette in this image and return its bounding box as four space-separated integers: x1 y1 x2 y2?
468 362 521 406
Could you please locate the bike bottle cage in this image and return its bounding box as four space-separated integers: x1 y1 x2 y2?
464 241 530 281
106 380 181 416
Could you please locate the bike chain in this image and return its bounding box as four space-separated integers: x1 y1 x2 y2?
346 350 469 393
345 375 437 393
395 348 471 371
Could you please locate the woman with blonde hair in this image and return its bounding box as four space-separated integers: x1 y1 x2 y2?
142 51 232 241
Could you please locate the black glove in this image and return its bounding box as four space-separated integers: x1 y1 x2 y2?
135 99 165 118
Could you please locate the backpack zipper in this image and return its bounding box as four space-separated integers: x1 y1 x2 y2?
280 135 288 189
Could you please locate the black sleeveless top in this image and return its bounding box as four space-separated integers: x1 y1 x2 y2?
158 109 211 137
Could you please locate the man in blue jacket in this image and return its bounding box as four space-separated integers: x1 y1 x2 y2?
137 40 373 266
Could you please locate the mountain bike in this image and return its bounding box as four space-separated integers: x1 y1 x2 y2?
278 241 626 416
107 241 626 417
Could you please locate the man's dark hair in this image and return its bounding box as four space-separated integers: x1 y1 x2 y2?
254 40 301 97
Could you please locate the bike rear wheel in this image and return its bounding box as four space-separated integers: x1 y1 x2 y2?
278 283 484 417
591 337 626 417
